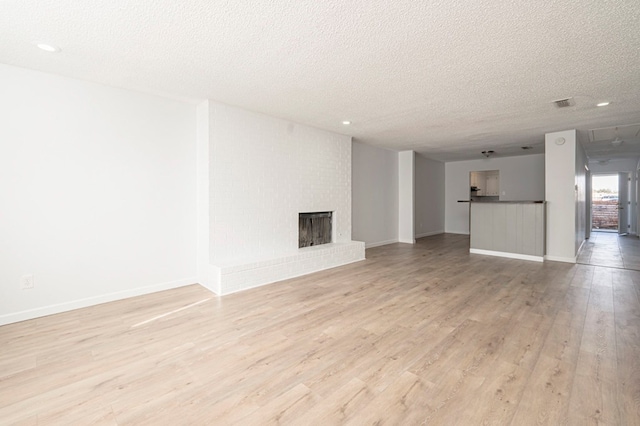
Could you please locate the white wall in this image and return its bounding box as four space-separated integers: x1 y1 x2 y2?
398 151 415 243
208 102 355 265
0 64 198 325
352 142 399 248
415 154 445 238
444 154 545 234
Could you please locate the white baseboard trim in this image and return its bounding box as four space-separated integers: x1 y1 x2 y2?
365 239 399 249
415 230 444 239
470 248 544 263
544 255 577 263
0 277 198 326
398 239 416 244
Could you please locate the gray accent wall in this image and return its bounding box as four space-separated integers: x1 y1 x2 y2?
352 142 399 248
415 154 445 238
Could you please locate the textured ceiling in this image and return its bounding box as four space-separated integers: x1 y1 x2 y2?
1 0 640 162
583 123 640 161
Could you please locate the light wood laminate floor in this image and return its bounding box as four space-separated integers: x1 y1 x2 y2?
2 234 640 425
578 231 640 271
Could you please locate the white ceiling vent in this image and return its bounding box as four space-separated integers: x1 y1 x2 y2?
552 98 575 108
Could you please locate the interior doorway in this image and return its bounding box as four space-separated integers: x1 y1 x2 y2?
591 173 629 234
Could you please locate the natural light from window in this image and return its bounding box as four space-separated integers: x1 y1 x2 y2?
592 174 619 231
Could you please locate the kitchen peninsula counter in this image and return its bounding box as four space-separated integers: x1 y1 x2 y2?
458 200 545 204
469 201 545 262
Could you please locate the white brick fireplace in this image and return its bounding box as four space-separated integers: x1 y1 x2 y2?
201 102 364 295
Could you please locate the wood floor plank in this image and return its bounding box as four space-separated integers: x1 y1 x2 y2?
509 354 576 425
295 378 375 424
37 402 118 425
419 367 486 424
239 383 320 425
345 370 436 425
458 360 530 425
0 355 36 380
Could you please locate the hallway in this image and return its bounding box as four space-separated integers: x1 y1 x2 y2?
577 231 640 270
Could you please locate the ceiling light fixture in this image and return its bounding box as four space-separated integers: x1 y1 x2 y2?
611 126 624 147
596 102 610 107
481 150 494 158
35 43 60 52
342 121 351 125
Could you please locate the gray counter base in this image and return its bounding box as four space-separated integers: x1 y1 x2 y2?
470 202 545 260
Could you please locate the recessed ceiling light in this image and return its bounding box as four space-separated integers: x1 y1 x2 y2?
342 121 351 125
596 102 610 107
35 43 61 52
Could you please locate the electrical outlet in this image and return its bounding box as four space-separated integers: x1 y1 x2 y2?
20 274 34 290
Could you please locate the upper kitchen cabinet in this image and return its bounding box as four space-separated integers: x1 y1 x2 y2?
485 171 500 196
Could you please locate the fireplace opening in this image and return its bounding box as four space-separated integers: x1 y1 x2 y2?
299 212 332 248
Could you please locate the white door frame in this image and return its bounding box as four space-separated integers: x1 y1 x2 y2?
619 172 630 235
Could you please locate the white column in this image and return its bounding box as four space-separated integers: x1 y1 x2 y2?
545 129 578 262
398 150 415 244
196 101 214 292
